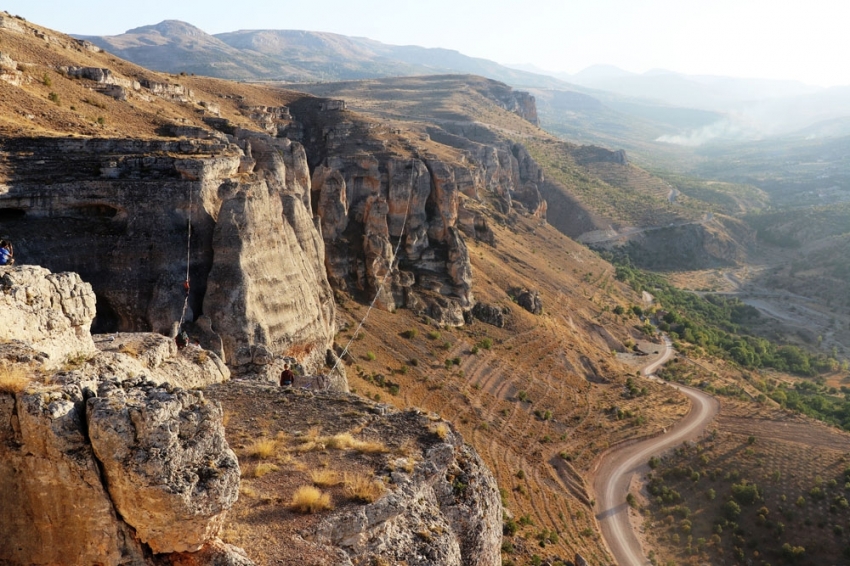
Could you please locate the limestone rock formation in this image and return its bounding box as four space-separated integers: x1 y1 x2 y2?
0 265 97 368
0 130 335 374
309 417 501 566
88 378 240 554
513 288 543 315
471 302 506 327
0 265 244 565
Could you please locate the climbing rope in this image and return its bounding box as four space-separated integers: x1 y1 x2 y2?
330 160 417 376
178 185 192 328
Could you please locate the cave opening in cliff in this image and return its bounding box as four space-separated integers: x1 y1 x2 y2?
91 295 120 334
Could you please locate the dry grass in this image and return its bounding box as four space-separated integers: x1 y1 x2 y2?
310 469 341 487
248 462 280 478
431 422 450 440
343 473 387 503
118 343 140 357
289 485 333 513
245 438 278 459
0 363 31 394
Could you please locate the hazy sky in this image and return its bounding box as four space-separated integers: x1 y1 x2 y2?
5 0 848 87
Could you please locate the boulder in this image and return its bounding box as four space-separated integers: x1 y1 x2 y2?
471 303 505 328
0 265 97 368
513 288 543 315
0 384 146 565
87 378 240 554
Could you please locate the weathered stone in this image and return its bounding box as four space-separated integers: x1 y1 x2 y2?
513 288 543 315
158 538 256 566
0 384 146 566
309 417 501 566
0 265 97 368
87 378 240 554
471 303 505 328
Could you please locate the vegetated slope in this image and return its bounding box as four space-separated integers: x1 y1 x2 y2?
78 20 570 88
332 213 692 564
746 204 850 310
0 16 319 139
641 400 850 566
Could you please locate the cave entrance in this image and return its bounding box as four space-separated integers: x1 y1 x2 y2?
91 294 120 334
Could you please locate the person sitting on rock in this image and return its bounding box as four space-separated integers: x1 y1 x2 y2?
280 364 295 387
0 240 14 266
175 330 189 350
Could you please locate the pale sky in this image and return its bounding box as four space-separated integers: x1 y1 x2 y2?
5 0 848 87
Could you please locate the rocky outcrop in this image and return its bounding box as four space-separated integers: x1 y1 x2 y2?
309 415 502 566
0 130 335 373
0 265 243 565
0 265 97 368
158 539 256 566
471 302 506 327
512 288 543 315
88 378 240 554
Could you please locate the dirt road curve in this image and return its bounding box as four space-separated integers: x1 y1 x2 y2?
593 338 720 565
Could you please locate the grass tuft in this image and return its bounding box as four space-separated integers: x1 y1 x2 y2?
290 485 333 513
0 363 30 394
246 438 277 459
344 473 386 503
310 469 341 487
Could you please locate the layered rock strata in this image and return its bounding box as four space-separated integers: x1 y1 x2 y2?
0 131 335 372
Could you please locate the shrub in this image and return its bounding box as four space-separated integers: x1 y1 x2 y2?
723 500 742 520
503 518 519 536
478 338 493 350
290 485 333 513
48 92 60 104
427 330 441 340
365 351 376 361
401 329 418 339
517 390 528 402
648 456 661 469
42 73 51 86
343 473 386 503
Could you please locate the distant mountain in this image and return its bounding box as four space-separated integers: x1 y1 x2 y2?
78 20 571 88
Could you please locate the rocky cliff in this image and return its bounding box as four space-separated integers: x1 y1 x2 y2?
0 265 244 566
0 131 335 373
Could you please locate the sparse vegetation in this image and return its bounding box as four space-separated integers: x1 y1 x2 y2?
0 363 30 393
343 473 386 503
289 485 333 513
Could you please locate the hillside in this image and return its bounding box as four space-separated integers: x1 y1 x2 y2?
0 13 682 565
77 20 570 88
3 11 850 566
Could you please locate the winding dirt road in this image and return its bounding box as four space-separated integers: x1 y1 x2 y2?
592 338 720 565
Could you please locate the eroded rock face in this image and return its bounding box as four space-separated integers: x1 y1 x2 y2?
0 384 145 565
87 378 240 554
0 265 97 368
0 131 335 373
309 417 501 566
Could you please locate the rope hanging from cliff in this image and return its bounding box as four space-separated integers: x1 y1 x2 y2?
330 160 416 376
178 185 192 328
